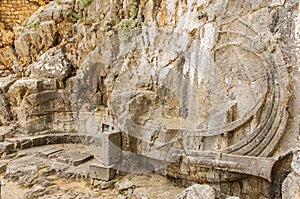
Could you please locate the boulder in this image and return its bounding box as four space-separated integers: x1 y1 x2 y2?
28 47 72 80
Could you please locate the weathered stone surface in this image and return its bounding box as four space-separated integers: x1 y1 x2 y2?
0 75 17 92
0 1 50 27
0 141 15 155
176 184 216 199
28 47 72 80
282 150 300 198
38 146 63 158
291 150 300 175
0 126 15 142
72 154 94 166
0 0 298 198
89 163 116 182
0 46 17 71
23 185 54 199
0 22 15 46
282 173 300 199
0 94 12 126
100 131 122 165
92 178 116 189
14 1 73 64
7 78 43 106
0 161 7 174
116 178 135 191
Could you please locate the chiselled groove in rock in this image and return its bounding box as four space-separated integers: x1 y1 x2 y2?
237 18 262 35
223 84 275 154
190 94 266 137
224 64 289 157
0 1 298 197
246 105 285 156
159 2 292 184
217 31 253 40
214 42 264 56
225 87 278 155
168 96 265 138
259 106 289 157
248 83 290 156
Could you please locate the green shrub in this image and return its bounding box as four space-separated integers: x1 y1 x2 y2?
105 30 115 37
55 0 62 5
80 0 94 9
25 21 40 29
66 11 82 23
116 18 141 42
99 1 142 41
100 18 116 32
129 0 138 19
91 21 100 32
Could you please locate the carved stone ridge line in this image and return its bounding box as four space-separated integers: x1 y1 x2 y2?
182 151 277 182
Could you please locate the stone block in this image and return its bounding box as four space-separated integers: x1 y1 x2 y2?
89 163 116 181
20 138 32 149
0 126 14 142
65 134 81 144
0 161 7 174
100 131 122 165
32 136 47 147
44 134 65 145
0 141 14 154
57 151 93 166
38 146 63 158
71 153 93 166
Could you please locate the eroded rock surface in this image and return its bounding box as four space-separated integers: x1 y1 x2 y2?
176 184 216 199
282 150 300 198
0 0 299 198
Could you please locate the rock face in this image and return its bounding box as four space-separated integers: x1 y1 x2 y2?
0 0 50 26
0 0 299 198
282 150 300 198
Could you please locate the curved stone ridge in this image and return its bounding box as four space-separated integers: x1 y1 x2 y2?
0 0 298 198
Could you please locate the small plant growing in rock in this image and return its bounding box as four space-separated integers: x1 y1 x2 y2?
105 30 115 37
148 111 154 121
100 18 116 32
25 21 40 29
55 0 62 5
100 18 116 37
90 104 97 112
129 0 138 19
116 18 141 42
91 20 100 32
100 0 143 41
82 15 87 24
80 0 94 9
66 11 82 23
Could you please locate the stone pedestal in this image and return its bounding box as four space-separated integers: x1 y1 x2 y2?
100 131 122 165
89 163 116 181
89 131 121 181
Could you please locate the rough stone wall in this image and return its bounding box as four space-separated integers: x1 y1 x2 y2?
0 0 299 198
0 0 50 27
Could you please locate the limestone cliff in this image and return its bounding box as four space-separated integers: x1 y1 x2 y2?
0 0 299 198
